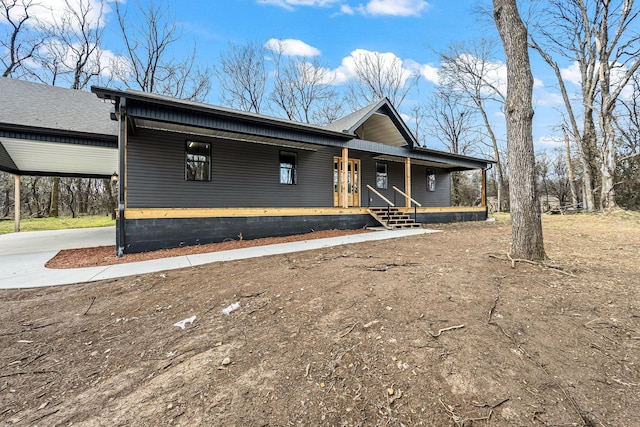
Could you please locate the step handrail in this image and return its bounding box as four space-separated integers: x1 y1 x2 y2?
366 184 395 207
392 186 422 207
392 186 421 223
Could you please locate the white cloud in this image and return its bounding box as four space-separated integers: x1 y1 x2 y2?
357 0 430 17
534 90 564 107
265 38 321 56
537 135 564 148
340 4 355 14
419 63 439 84
328 49 419 87
560 61 582 86
14 0 117 29
257 0 341 10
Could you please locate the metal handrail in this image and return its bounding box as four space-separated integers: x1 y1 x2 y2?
392 186 420 222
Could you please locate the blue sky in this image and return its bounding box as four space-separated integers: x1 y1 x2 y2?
3 0 584 153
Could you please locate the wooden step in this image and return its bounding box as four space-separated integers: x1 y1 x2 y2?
367 208 422 230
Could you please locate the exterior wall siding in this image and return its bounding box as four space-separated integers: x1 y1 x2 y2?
126 128 340 208
126 132 453 210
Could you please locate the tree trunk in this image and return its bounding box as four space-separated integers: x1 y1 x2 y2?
493 0 545 260
49 177 60 217
562 128 579 208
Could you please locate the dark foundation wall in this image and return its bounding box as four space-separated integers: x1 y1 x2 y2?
118 209 487 254
119 214 378 253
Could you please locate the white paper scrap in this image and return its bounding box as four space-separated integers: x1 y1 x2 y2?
173 315 196 329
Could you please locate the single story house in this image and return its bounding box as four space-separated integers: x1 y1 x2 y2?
91 87 493 254
0 77 493 255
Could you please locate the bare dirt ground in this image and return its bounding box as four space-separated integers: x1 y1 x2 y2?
1 213 639 426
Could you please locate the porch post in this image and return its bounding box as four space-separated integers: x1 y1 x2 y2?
14 174 20 232
341 147 349 208
481 168 487 208
404 157 411 208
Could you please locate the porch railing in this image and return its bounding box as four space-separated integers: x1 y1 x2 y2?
392 186 421 222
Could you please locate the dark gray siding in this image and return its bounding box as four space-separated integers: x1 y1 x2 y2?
126 128 341 208
411 165 451 207
126 130 452 209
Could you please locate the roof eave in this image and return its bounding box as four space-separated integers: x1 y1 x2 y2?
91 86 354 141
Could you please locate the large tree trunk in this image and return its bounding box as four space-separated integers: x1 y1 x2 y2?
493 0 546 260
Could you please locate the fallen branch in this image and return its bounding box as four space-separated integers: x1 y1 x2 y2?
83 296 96 315
339 321 359 338
428 324 465 338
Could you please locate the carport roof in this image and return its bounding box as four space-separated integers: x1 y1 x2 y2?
0 78 118 178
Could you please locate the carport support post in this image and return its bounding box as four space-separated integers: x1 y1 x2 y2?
481 168 487 208
14 174 20 232
116 98 127 256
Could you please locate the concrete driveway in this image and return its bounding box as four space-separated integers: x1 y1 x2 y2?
0 226 115 255
0 226 439 290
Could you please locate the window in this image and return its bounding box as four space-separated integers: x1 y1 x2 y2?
280 151 297 184
376 162 388 189
427 169 436 192
185 141 211 181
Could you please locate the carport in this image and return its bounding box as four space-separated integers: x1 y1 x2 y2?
0 78 118 231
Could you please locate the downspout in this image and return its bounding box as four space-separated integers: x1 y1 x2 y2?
116 98 127 256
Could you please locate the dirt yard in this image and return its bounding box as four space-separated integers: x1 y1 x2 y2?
1 213 639 426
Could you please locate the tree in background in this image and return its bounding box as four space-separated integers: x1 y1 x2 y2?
114 0 211 102
215 41 267 113
615 72 640 209
437 39 507 211
1 0 44 78
493 0 545 260
346 50 419 110
425 86 481 205
530 0 640 211
268 40 342 124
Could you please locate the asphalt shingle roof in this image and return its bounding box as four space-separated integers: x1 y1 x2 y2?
0 77 117 137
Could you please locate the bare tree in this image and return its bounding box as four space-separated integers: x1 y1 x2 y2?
493 0 545 260
114 0 211 102
33 0 105 89
614 71 640 209
425 86 481 205
530 0 640 211
437 39 507 211
216 41 267 113
268 42 342 124
1 0 43 77
346 50 419 109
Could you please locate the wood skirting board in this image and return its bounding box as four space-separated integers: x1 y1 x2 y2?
124 206 486 220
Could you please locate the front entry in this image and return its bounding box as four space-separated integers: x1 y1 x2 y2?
333 157 361 207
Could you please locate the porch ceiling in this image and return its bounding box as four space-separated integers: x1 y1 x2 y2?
373 154 460 169
0 137 118 178
133 118 320 151
355 113 407 147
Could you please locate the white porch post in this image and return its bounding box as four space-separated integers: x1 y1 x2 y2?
14 174 20 232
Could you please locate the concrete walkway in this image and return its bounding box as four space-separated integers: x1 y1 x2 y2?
0 227 438 290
